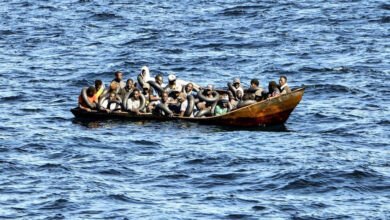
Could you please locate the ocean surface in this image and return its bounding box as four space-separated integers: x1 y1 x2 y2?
1 0 390 219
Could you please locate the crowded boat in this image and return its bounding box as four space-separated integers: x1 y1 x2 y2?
77 66 292 118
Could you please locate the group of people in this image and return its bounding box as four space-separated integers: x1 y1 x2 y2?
78 66 292 117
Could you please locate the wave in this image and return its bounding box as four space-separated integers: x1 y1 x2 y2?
303 84 365 94
89 12 123 21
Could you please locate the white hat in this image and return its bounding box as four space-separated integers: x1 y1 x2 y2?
168 74 176 82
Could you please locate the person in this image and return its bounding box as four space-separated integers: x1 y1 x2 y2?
245 79 265 100
137 66 153 90
126 89 142 114
169 92 188 117
142 83 151 108
100 92 121 113
94 80 104 99
279 76 291 94
215 99 229 116
152 91 173 117
155 74 165 88
183 82 197 97
78 86 97 112
268 81 280 98
149 74 165 102
232 77 244 90
197 84 216 110
108 81 120 94
111 71 125 90
119 79 135 100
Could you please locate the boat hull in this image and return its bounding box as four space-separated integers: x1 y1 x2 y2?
71 88 305 127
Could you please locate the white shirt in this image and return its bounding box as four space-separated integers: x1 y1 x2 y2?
126 98 140 111
101 100 118 111
180 100 188 112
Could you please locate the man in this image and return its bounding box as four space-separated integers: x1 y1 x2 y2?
100 92 121 113
247 79 265 100
126 89 141 115
169 92 188 117
94 80 104 99
151 91 173 117
149 74 165 102
183 82 197 97
279 76 291 94
112 71 125 90
78 86 97 112
196 84 215 110
119 79 135 100
232 78 244 90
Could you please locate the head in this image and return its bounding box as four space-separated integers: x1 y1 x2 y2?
178 92 187 103
142 83 150 94
109 92 116 101
233 78 241 88
133 89 140 100
110 81 118 91
205 84 214 95
221 99 229 108
269 81 278 91
126 79 134 88
168 74 176 85
95 80 102 90
155 74 163 85
115 71 122 81
141 66 149 77
185 83 193 93
86 86 96 97
279 76 287 86
161 91 169 103
250 79 259 88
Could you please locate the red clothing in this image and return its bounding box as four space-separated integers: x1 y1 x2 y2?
78 94 97 108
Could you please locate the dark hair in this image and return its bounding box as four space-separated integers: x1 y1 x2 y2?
161 91 168 96
95 80 102 88
133 88 140 93
126 79 133 83
155 74 163 79
250 79 259 86
115 71 122 76
280 76 287 82
269 81 278 90
87 86 96 97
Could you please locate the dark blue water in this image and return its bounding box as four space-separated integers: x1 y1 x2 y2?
1 0 390 219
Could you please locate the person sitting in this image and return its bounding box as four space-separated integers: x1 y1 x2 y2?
232 77 244 90
142 83 152 108
100 92 121 113
183 82 197 97
78 86 97 112
155 74 166 88
168 92 188 117
111 71 125 90
279 76 291 94
94 80 104 99
215 99 229 116
126 89 142 115
268 81 280 98
196 84 216 110
152 91 173 117
108 81 120 94
119 79 135 100
137 66 153 90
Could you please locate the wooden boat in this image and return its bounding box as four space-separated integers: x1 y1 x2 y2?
71 88 305 127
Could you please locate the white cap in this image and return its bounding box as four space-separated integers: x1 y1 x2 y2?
168 74 176 82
